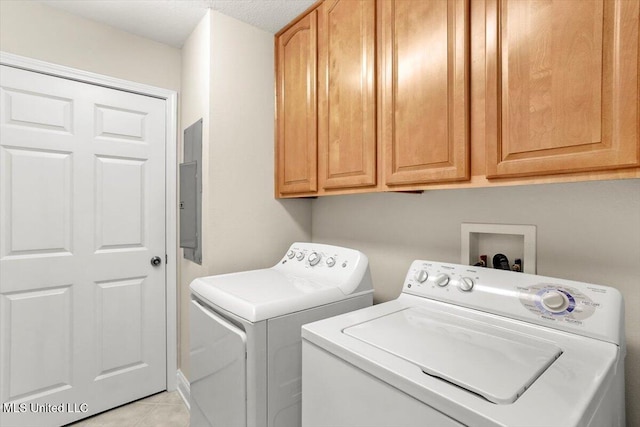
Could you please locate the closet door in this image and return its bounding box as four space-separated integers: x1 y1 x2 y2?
0 65 167 426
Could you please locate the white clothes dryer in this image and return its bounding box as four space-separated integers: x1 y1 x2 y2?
189 242 373 427
302 260 626 427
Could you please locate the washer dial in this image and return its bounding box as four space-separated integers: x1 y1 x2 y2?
541 290 568 313
433 274 450 287
519 284 595 321
414 270 428 283
459 277 474 292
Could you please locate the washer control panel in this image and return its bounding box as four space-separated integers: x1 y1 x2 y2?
405 263 479 295
518 284 597 322
402 260 623 345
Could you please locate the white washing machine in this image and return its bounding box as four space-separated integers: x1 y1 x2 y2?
302 260 626 427
189 242 373 427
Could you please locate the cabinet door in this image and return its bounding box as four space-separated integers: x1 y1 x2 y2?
380 0 470 186
276 11 318 196
486 0 640 178
318 0 376 190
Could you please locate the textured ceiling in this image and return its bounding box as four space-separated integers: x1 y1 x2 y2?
38 0 316 48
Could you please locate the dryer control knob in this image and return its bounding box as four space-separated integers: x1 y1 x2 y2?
287 250 295 259
433 273 450 287
459 277 474 292
296 252 305 261
414 270 428 283
308 252 321 266
326 257 336 267
541 290 568 312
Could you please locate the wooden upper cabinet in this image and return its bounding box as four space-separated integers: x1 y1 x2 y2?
318 0 377 190
380 0 470 186
486 0 640 178
276 11 318 196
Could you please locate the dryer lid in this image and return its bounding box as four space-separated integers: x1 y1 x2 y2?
343 307 562 404
190 268 351 322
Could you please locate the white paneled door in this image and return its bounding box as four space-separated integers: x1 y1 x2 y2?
0 65 167 427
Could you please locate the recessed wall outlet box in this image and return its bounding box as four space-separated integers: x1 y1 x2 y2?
461 223 536 274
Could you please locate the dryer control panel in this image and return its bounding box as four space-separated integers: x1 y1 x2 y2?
402 260 624 346
274 242 372 296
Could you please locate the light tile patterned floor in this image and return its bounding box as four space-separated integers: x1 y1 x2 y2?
66 391 189 427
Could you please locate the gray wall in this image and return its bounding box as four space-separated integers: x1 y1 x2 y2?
207 11 311 275
312 178 640 425
0 0 181 91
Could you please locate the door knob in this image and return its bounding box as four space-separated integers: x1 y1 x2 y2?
150 256 162 267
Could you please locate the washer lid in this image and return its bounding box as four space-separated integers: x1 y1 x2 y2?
190 268 350 322
343 307 562 404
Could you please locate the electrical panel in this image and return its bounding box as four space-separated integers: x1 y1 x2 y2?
180 119 202 264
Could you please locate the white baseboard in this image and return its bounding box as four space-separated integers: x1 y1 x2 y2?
176 369 190 410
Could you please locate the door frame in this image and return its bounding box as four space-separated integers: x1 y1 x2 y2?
0 51 179 392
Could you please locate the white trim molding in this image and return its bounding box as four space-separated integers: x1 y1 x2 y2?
176 369 191 409
0 51 179 392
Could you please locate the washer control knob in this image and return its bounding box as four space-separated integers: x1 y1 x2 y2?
459 277 474 292
296 252 305 261
414 270 428 283
541 290 568 312
308 252 321 266
287 250 295 259
433 273 450 287
326 257 336 267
